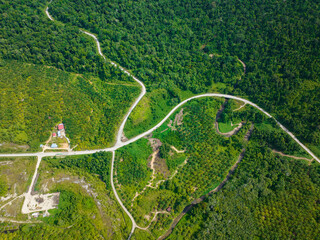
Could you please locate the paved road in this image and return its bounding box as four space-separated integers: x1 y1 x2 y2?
122 94 319 164
110 151 137 238
78 29 146 145
2 4 313 239
4 92 318 163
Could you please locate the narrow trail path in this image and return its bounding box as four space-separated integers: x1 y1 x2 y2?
21 156 42 214
139 211 170 231
158 124 254 240
272 150 313 162
131 150 159 206
132 147 186 204
0 3 317 240
0 194 25 211
170 146 185 154
238 59 246 74
0 217 40 224
233 102 247 111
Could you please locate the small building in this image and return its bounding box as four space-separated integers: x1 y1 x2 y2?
51 143 58 148
40 144 43 148
32 212 39 218
58 123 64 130
43 211 49 217
166 207 172 212
52 133 56 137
57 131 61 137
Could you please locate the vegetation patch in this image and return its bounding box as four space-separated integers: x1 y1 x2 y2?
218 122 239 133
5 155 132 239
117 99 248 235
0 157 36 197
114 139 153 205
169 144 320 239
0 60 140 151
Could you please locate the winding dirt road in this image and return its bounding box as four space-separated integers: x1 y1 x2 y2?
0 4 318 240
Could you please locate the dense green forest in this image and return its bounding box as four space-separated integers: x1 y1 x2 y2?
0 60 140 151
169 144 320 239
1 0 319 239
0 0 135 82
49 0 320 152
49 0 242 92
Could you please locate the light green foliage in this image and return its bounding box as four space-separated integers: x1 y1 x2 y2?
0 157 36 196
0 186 127 239
0 178 7 197
0 60 140 151
124 89 176 139
3 155 132 239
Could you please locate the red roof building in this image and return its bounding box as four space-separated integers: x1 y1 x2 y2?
58 123 64 130
52 133 56 137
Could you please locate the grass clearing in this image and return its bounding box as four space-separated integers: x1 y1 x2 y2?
124 89 195 139
0 157 36 197
218 121 239 133
33 157 131 239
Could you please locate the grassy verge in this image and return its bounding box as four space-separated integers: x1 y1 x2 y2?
218 121 239 133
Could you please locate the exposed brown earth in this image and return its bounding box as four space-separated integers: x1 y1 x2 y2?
158 124 254 240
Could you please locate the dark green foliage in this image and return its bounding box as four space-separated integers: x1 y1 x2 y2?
169 143 320 239
49 0 242 93
48 152 112 190
206 0 320 147
0 0 133 83
159 143 171 159
251 127 301 154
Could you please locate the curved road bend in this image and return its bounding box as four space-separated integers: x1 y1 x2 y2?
2 92 319 163
0 4 315 239
110 151 137 238
77 29 146 145
46 4 146 146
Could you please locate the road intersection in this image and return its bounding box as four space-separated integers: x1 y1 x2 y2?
0 4 318 239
